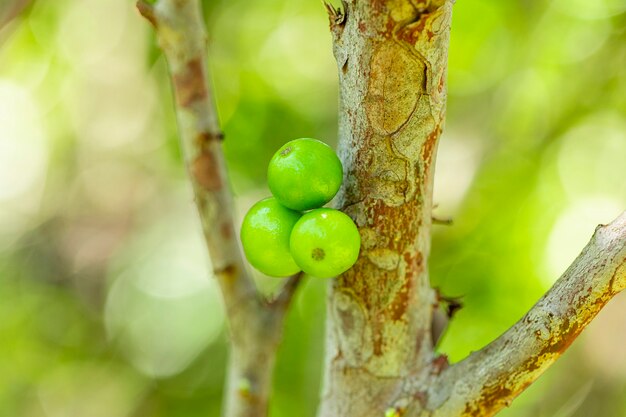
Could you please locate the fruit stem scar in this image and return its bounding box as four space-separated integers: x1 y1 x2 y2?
280 147 292 157
312 248 326 261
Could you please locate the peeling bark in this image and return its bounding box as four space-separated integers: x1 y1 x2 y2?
321 1 626 416
319 1 453 415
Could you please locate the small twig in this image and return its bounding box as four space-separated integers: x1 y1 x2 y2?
431 289 463 345
270 272 304 311
431 203 453 225
432 215 453 226
435 289 463 317
323 0 347 25
136 0 157 27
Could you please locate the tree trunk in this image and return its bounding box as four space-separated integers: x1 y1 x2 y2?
319 1 453 415
319 1 626 416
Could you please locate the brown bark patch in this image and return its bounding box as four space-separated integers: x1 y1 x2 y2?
531 314 583 362
365 199 422 253
220 222 233 240
196 131 224 148
396 15 431 45
383 252 423 322
462 381 534 417
216 264 237 284
173 59 208 107
359 20 367 33
462 383 516 417
191 151 222 191
422 123 442 170
404 251 424 275
388 279 410 321
431 354 449 374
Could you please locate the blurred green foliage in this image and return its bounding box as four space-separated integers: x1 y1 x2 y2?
0 0 625 416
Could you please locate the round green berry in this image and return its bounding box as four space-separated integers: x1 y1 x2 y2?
289 208 360 278
240 197 302 277
267 138 343 211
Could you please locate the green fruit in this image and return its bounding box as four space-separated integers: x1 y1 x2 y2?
290 208 360 278
268 138 343 211
240 197 302 277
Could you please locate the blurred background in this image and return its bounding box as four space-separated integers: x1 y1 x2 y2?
0 0 625 416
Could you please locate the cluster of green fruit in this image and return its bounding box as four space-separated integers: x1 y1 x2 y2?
241 138 361 278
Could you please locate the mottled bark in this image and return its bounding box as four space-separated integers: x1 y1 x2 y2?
136 1 626 416
319 1 453 415
137 2 301 417
320 1 626 417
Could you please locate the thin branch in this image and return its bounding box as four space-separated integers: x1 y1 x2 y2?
431 290 463 345
432 216 453 226
323 1 347 25
136 0 257 315
427 211 626 417
432 204 453 226
269 272 304 311
136 0 157 27
137 2 293 416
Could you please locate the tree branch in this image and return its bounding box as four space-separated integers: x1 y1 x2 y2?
0 0 33 31
270 272 305 311
432 216 453 226
137 1 301 416
138 0 255 314
426 211 626 417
